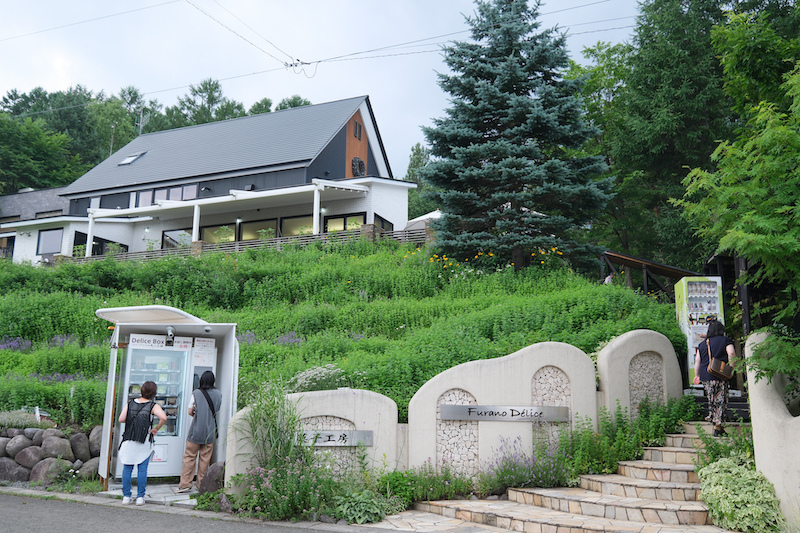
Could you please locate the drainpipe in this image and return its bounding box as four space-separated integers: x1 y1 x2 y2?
85 214 95 257
192 204 201 242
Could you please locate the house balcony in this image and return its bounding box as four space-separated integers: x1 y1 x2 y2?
59 226 429 265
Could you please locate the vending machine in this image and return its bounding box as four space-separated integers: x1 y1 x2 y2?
675 276 724 381
97 305 238 482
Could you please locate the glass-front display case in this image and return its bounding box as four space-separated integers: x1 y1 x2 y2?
127 349 188 436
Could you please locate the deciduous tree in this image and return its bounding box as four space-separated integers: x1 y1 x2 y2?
0 114 83 194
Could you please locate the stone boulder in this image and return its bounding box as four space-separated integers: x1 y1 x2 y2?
24 428 41 440
69 432 91 462
14 446 45 469
32 429 46 446
78 457 100 480
42 428 66 440
198 461 225 494
42 436 75 462
6 428 25 438
0 457 31 482
6 435 34 459
89 426 103 458
30 457 72 486
0 436 9 457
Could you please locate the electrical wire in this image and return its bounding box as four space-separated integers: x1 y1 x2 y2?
184 0 290 67
0 1 181 43
5 1 637 117
209 0 294 63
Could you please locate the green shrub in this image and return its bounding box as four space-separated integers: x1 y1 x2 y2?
693 419 755 470
0 410 56 430
698 458 785 533
231 459 335 520
0 376 106 426
334 490 385 524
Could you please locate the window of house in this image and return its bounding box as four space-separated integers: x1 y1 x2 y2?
201 224 235 244
37 228 63 255
36 210 62 219
374 214 393 231
353 120 362 141
162 229 192 249
118 152 147 165
183 184 197 200
153 189 168 202
0 216 21 224
168 187 182 201
241 219 277 241
325 213 365 232
137 190 153 207
281 215 313 236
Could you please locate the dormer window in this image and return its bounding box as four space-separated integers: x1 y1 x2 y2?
118 151 147 166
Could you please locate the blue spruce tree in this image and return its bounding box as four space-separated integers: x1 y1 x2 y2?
420 0 613 270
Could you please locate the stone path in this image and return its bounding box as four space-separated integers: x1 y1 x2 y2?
415 422 741 533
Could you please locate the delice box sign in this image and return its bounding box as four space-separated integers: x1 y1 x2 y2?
129 334 167 348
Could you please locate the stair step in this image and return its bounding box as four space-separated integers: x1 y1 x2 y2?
509 487 710 525
664 434 704 449
617 460 700 483
580 474 702 501
683 421 751 435
416 499 729 533
643 446 698 464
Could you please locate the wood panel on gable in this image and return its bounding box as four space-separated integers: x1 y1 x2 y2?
346 110 369 179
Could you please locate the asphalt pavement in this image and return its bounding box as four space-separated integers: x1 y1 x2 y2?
0 485 512 533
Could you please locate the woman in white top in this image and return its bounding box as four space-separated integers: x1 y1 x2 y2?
118 381 167 505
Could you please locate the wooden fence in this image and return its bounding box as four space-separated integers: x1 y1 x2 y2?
62 227 429 265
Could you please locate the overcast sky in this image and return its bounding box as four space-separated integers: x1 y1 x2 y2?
0 0 639 178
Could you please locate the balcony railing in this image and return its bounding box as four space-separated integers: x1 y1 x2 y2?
62 227 429 265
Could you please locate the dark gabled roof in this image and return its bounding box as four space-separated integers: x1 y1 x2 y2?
62 96 370 197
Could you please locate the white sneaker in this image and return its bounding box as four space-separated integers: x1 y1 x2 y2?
122 496 131 505
136 497 145 506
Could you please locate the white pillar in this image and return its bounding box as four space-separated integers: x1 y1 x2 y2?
192 204 201 241
85 215 95 257
312 186 321 234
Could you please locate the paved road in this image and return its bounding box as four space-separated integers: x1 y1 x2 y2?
0 491 383 533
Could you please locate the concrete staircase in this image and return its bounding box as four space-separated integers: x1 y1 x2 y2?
415 422 737 532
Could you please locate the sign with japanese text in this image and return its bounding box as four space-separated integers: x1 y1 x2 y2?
302 430 373 447
440 405 569 422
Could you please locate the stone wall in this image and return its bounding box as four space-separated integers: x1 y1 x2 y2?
0 426 103 486
223 331 683 483
596 329 682 418
407 341 597 474
225 388 398 490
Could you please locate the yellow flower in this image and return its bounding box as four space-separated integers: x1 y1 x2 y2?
541 261 545 264
488 252 493 257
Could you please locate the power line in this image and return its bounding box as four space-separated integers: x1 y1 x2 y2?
184 0 290 67
209 0 294 63
0 0 181 43
5 2 637 117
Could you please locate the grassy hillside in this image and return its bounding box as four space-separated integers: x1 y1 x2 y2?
0 239 685 423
